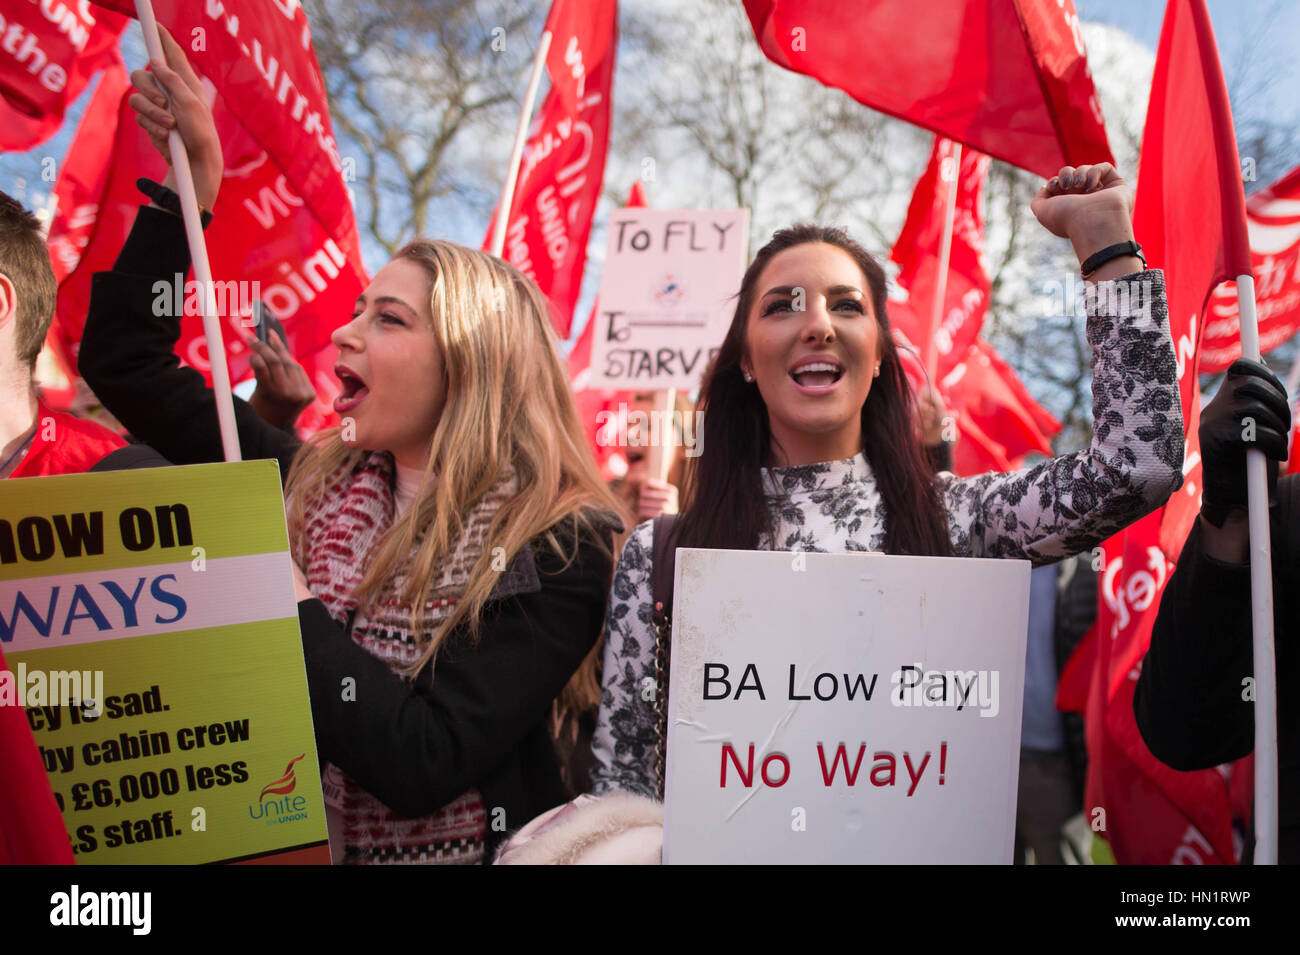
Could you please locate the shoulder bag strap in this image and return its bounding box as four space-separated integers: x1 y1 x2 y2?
650 514 678 800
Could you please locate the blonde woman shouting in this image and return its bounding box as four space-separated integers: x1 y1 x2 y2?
80 31 623 864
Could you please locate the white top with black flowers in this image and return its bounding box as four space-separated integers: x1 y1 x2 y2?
589 269 1184 799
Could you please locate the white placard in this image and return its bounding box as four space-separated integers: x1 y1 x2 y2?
662 548 1031 864
590 208 749 390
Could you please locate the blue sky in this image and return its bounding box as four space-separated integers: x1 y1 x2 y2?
1077 0 1300 132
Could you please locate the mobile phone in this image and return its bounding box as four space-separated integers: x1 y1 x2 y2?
253 301 287 346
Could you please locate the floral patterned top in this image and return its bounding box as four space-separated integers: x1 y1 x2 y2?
589 269 1184 798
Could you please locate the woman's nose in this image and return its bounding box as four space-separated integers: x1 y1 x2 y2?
801 301 835 343
331 314 362 351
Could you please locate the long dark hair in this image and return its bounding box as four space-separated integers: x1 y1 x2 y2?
675 224 952 557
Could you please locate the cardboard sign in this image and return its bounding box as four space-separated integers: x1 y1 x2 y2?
662 548 1030 864
0 462 329 864
590 208 749 389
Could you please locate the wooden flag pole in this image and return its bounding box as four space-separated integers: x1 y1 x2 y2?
490 31 552 257
645 388 677 484
135 0 241 462
1236 274 1279 865
925 141 961 382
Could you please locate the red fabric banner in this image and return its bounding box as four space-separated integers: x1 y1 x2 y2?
485 4 616 338
890 136 992 380
543 0 616 113
569 181 645 481
893 315 1059 477
1202 164 1300 372
47 39 366 436
91 0 362 270
0 0 126 151
942 338 1060 476
1078 0 1254 866
888 135 1058 476
741 0 1113 178
0 646 73 863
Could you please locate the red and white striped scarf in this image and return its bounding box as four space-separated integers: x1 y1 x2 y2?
299 450 517 864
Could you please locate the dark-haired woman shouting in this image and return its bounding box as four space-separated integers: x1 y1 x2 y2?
590 164 1184 798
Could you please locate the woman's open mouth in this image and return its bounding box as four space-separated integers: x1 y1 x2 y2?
789 358 845 394
333 365 370 414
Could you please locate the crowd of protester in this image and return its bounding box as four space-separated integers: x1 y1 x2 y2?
0 32 1292 865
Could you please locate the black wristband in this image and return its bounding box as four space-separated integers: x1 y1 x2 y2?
1081 240 1144 277
136 178 213 228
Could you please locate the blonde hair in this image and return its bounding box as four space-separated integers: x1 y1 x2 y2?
285 241 621 704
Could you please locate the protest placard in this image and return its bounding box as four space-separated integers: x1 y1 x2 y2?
589 208 749 390
0 461 329 864
662 548 1030 864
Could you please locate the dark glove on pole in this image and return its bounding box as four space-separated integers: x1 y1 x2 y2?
1199 358 1292 527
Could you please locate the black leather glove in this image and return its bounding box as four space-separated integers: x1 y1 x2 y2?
1199 358 1291 526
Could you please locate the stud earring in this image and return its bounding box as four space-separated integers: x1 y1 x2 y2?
743 370 754 382
873 364 881 378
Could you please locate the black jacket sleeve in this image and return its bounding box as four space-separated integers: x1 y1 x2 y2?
296 522 615 818
1133 517 1255 771
79 205 300 483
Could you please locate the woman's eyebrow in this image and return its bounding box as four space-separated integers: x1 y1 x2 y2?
354 294 416 312
760 284 863 298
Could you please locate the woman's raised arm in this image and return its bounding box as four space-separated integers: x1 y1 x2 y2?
78 27 298 479
943 164 1183 563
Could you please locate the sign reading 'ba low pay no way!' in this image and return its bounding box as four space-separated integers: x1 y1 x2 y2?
0 461 329 864
662 549 1031 864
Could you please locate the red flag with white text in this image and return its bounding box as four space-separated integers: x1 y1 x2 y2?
89 0 362 270
890 137 992 380
1201 164 1300 372
485 3 616 337
1080 0 1254 866
544 0 616 113
47 14 366 437
0 1 126 151
741 0 1113 178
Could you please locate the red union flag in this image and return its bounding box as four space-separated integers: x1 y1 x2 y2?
90 0 362 270
741 0 1113 177
1079 0 1254 866
1201 164 1300 372
890 137 992 379
941 339 1059 476
543 0 616 113
47 24 366 436
0 0 127 151
893 318 1058 476
485 3 616 338
569 181 646 481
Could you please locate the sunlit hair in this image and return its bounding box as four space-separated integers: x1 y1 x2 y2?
0 191 57 369
676 224 953 557
285 240 621 699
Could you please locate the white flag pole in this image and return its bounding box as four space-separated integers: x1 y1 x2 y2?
135 0 240 462
926 141 961 382
490 30 553 257
1236 273 1278 865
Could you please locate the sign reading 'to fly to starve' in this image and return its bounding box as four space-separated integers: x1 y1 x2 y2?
590 208 749 390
